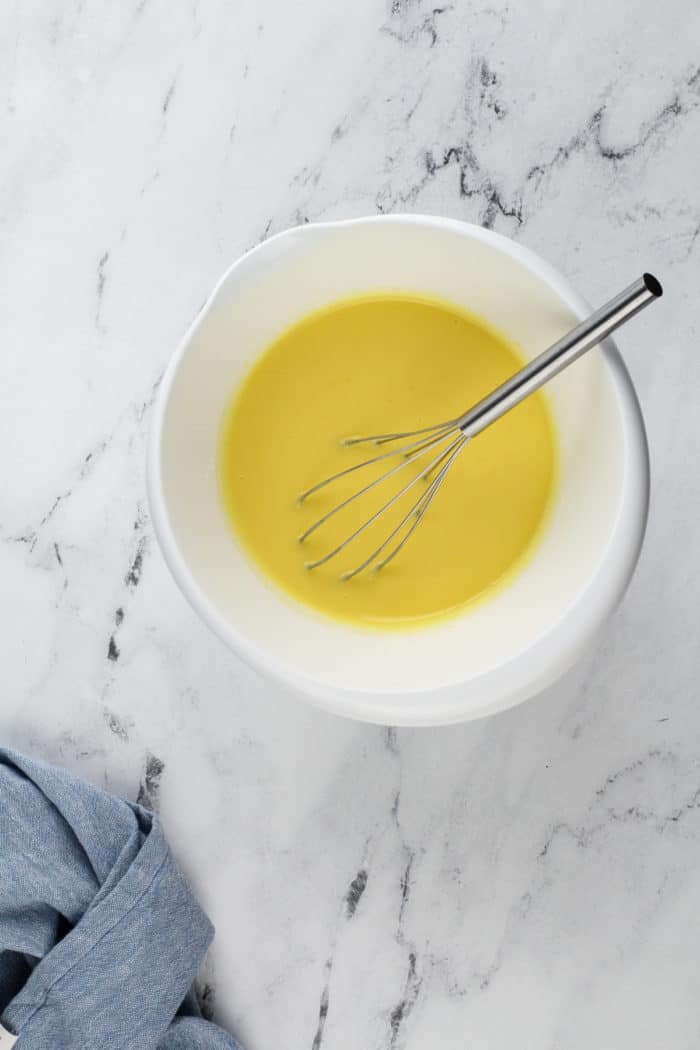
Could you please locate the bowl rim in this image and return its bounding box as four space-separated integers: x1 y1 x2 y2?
147 214 649 726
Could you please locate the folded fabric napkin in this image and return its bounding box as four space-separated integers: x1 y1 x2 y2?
0 748 241 1049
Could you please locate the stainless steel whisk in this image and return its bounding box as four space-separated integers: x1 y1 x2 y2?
298 274 662 579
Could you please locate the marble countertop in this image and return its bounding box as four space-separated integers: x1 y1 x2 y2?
2 2 700 1047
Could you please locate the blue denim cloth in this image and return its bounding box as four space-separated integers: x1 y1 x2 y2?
0 748 241 1049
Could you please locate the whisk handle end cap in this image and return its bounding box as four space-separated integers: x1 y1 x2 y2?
643 272 663 298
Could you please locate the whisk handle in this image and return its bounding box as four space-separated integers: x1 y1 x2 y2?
456 273 662 438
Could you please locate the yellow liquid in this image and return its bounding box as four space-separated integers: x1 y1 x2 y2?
219 294 557 628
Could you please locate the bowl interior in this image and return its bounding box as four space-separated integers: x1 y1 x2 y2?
155 218 633 719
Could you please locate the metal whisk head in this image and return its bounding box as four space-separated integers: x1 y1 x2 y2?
297 273 661 580
297 420 468 579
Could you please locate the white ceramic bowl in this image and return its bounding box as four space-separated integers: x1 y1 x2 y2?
148 216 649 726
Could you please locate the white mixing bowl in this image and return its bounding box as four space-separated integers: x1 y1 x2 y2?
148 215 649 726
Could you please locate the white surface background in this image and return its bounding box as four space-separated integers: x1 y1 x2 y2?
2 2 700 1047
